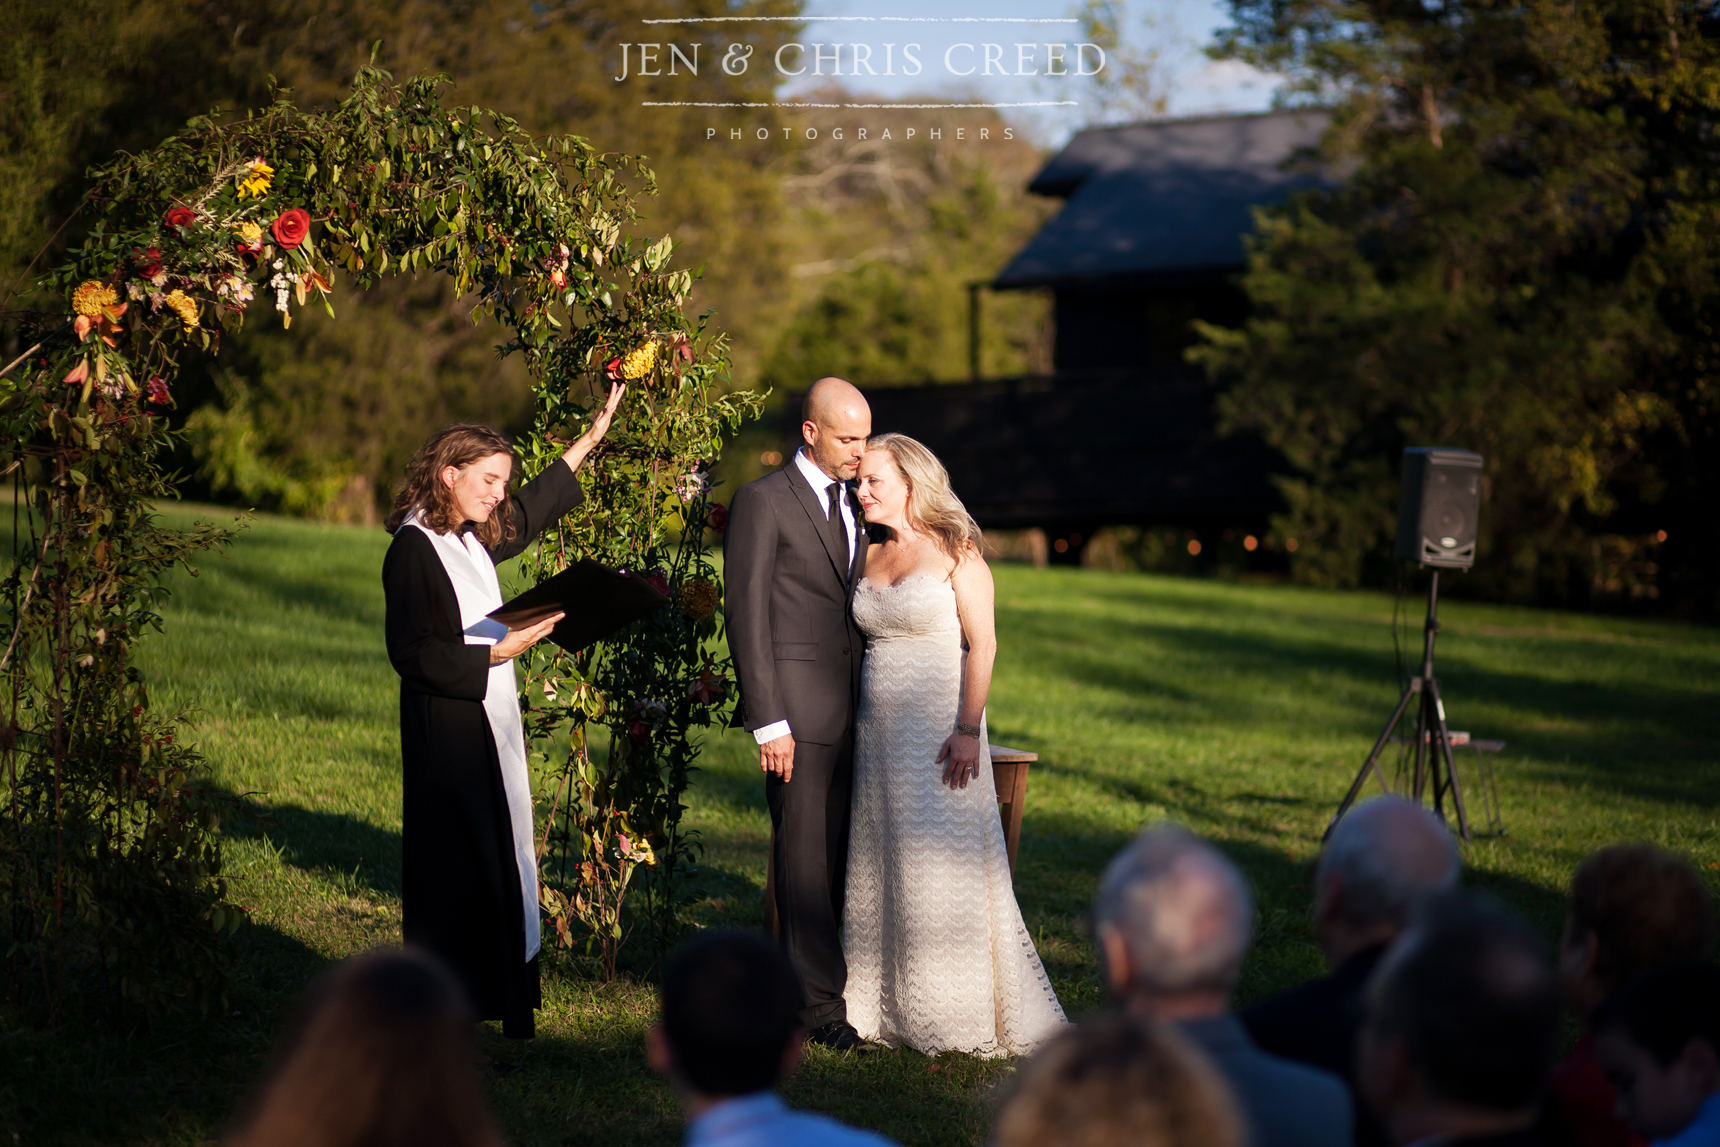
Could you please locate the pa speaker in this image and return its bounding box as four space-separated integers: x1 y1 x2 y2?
1395 448 1483 568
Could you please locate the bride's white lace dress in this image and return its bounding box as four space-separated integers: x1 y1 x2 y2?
842 574 1067 1057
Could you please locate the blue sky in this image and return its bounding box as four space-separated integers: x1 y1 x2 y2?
773 0 1280 145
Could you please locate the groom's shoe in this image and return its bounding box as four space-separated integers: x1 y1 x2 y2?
808 1020 873 1053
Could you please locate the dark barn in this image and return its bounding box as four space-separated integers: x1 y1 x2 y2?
864 109 1332 564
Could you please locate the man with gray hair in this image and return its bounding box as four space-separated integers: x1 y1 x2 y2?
1244 797 1460 1147
1096 824 1352 1147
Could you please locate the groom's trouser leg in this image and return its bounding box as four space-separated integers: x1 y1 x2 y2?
766 730 854 1029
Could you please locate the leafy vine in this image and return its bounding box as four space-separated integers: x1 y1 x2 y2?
1 67 760 1020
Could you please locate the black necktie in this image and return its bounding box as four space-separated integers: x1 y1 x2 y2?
826 481 850 575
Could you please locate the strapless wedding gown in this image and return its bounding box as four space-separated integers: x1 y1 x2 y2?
842 575 1067 1057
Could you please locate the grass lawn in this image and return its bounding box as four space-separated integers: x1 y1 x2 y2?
4 505 1718 1144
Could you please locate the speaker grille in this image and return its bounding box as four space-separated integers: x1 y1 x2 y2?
1395 448 1483 568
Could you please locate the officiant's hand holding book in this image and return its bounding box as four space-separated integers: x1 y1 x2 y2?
487 559 670 655
489 611 565 663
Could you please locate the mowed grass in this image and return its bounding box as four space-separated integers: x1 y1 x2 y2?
3 505 1718 1144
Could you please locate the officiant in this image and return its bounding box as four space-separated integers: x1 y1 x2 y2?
380 383 624 1039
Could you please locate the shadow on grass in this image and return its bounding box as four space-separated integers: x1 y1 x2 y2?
0 917 331 1144
220 788 402 899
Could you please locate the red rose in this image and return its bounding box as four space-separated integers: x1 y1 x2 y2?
645 572 670 596
271 208 311 249
164 206 195 232
628 720 652 745
134 247 163 279
146 377 171 405
707 503 728 533
603 356 624 383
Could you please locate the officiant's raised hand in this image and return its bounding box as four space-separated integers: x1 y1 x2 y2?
559 382 627 475
489 611 565 663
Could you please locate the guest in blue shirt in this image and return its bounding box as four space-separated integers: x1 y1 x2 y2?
646 931 899 1147
1596 961 1720 1147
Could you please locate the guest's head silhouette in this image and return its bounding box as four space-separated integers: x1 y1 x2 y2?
225 947 500 1147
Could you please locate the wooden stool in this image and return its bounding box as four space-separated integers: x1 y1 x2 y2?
763 742 1040 935
989 745 1036 878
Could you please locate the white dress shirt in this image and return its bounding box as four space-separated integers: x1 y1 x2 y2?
685 1092 898 1147
751 448 858 746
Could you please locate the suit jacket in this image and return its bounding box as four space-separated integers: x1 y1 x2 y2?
1179 1014 1354 1147
724 464 868 746
1243 944 1390 1147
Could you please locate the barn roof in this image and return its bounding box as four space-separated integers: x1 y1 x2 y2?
994 109 1333 290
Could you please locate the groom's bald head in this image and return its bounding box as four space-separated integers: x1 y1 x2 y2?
801 377 871 482
804 377 868 425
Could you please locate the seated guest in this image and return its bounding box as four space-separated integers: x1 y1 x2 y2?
1547 845 1718 1147
1358 895 1562 1147
994 1013 1244 1147
646 930 898 1147
1594 961 1720 1147
225 947 502 1147
1095 824 1353 1147
1245 796 1460 1147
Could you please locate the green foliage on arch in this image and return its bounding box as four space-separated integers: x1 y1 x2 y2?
0 67 761 1020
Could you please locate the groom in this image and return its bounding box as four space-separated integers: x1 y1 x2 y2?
725 377 872 1052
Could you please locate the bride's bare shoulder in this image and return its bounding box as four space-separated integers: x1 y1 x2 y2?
950 543 992 589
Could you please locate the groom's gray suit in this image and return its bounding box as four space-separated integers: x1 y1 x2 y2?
725 460 868 1028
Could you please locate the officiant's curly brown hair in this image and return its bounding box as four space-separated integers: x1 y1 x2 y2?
386 424 519 546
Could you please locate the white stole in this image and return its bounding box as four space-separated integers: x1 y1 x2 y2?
405 513 541 962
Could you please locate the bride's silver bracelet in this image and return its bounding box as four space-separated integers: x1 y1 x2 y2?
954 722 980 739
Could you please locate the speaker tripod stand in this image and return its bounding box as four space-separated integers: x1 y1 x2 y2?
1324 569 1471 843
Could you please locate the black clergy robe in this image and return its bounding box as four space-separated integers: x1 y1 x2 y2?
381 460 583 1039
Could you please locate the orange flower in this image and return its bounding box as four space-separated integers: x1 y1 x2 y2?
73 300 128 347
72 281 117 317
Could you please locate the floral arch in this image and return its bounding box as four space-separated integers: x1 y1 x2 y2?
0 68 759 1020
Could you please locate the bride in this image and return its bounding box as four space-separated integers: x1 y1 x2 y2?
842 432 1067 1057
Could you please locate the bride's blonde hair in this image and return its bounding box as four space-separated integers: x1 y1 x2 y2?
865 432 983 563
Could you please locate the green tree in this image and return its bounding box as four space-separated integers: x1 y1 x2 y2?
760 98 1055 394
3 1 802 519
1194 0 1720 613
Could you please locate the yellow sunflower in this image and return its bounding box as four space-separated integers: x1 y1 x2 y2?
236 158 275 200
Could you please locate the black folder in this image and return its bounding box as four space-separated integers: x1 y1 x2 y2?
487 559 671 653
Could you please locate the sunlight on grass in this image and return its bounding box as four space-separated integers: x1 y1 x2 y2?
5 504 1716 1145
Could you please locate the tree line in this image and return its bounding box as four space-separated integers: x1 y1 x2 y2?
0 0 1052 525
1196 0 1720 615
5 0 1714 613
